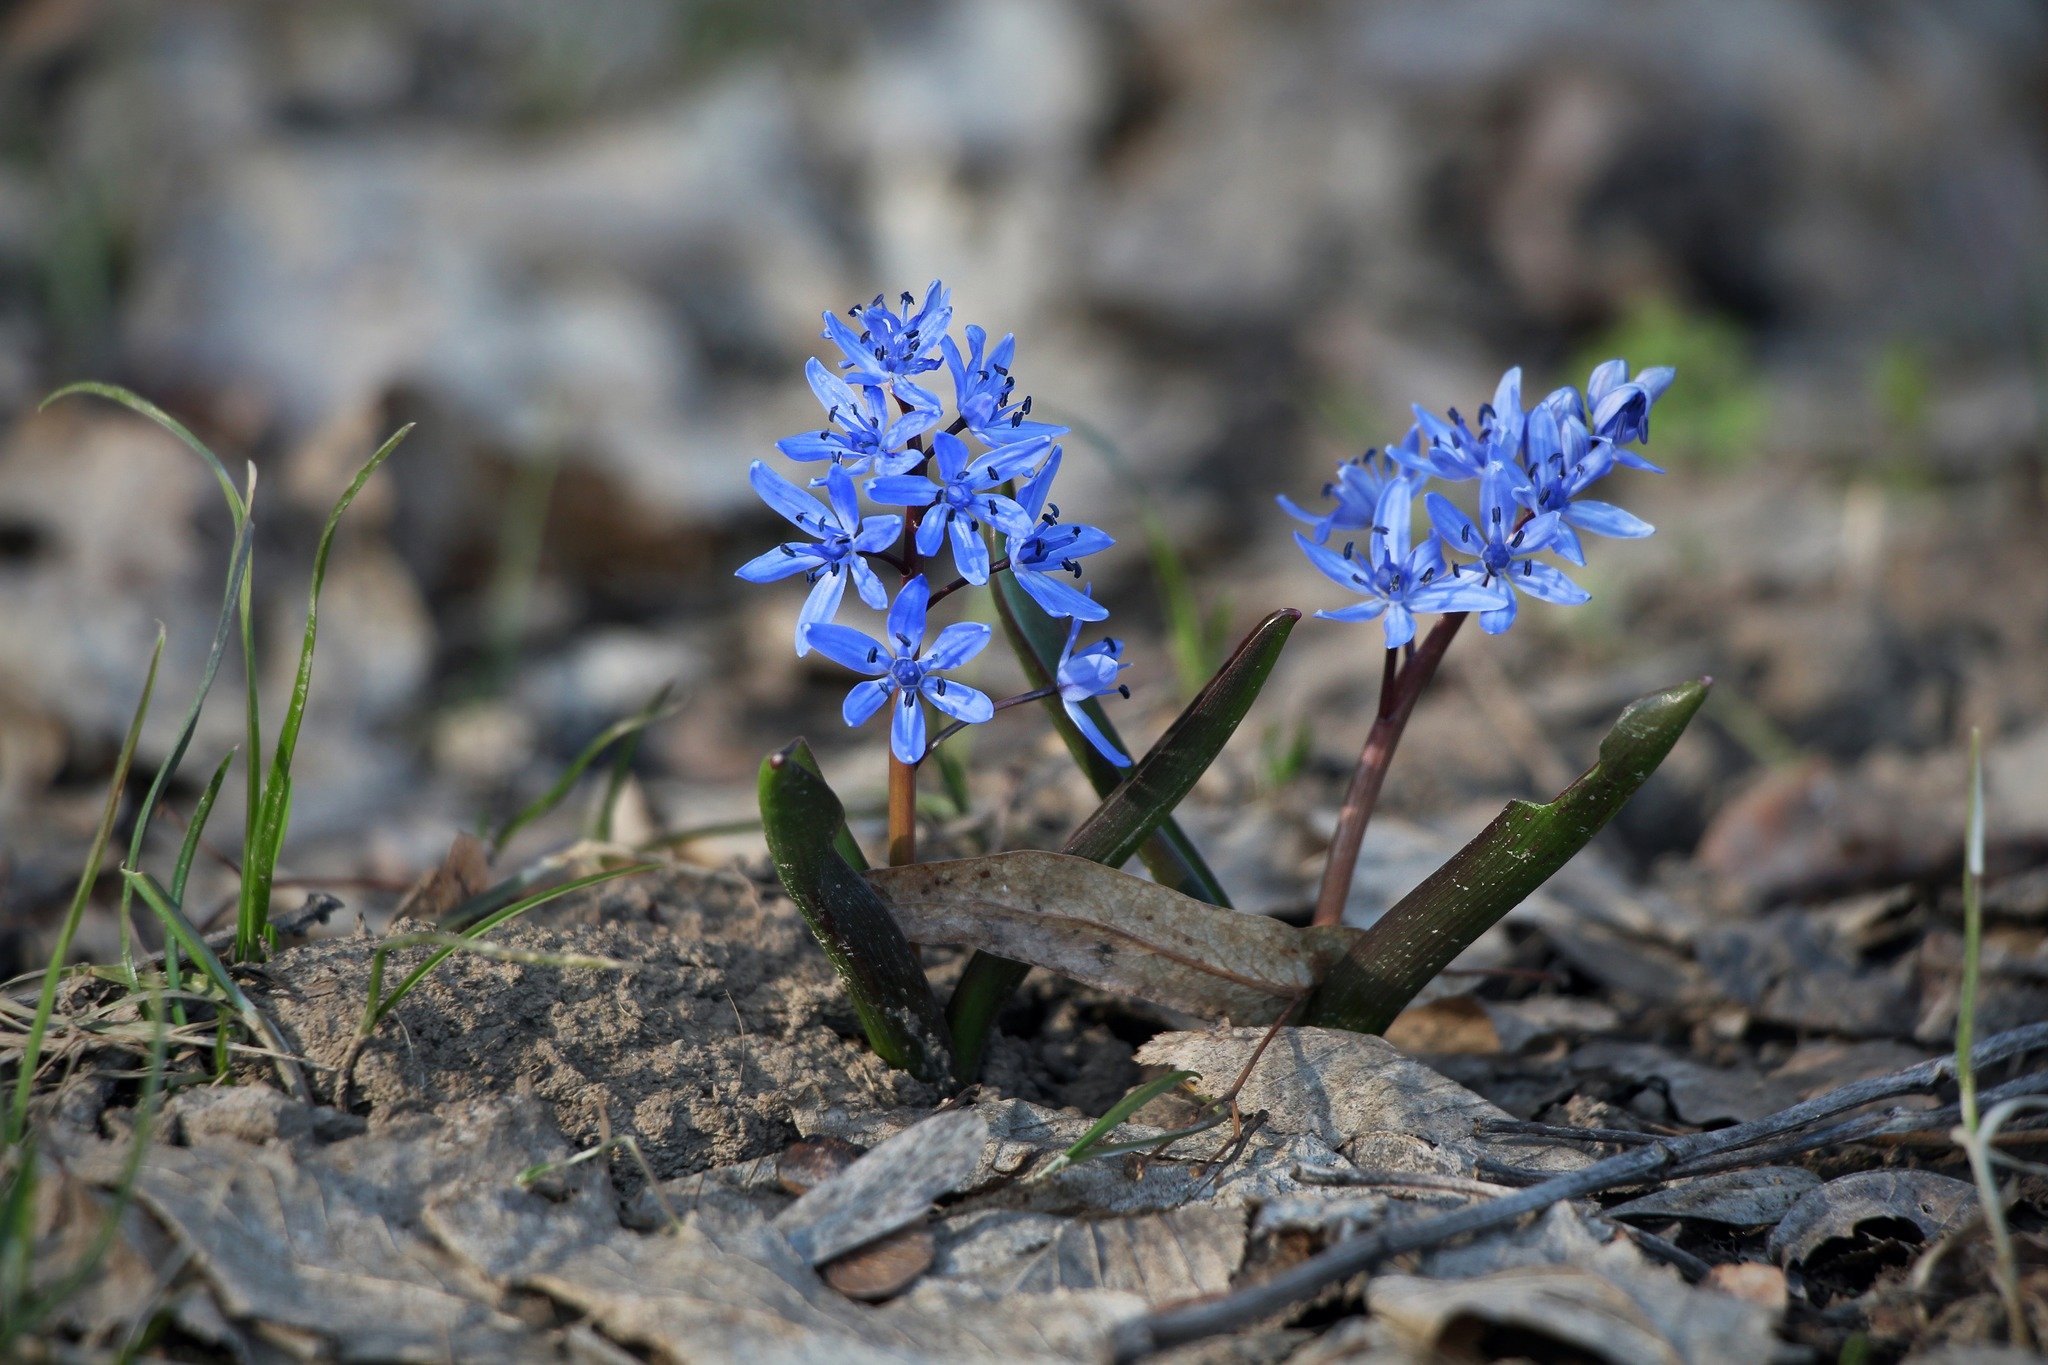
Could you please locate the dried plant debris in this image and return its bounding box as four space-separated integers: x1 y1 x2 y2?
1136 1027 1593 1177
934 1205 1246 1304
1769 1170 1981 1297
773 1109 988 1265
1607 1167 1824 1227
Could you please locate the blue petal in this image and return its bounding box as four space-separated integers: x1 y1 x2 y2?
1315 600 1388 623
890 691 927 764
735 545 821 583
848 554 890 610
1016 447 1063 520
775 432 848 462
983 418 1069 445
923 677 993 724
853 515 902 553
967 434 1054 485
1586 358 1628 407
804 357 864 423
1410 576 1509 613
1479 591 1519 635
749 460 827 533
893 379 945 417
1424 492 1482 554
1513 560 1591 605
1015 569 1109 621
1294 531 1376 594
1636 365 1676 400
844 678 893 727
795 568 848 655
949 515 991 584
1382 602 1416 649
821 463 862 530
929 430 970 483
914 507 949 558
924 621 992 671
865 475 939 508
807 623 889 674
1374 478 1413 561
888 574 930 647
1565 500 1654 538
1064 699 1131 767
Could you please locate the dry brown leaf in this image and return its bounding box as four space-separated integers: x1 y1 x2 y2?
393 831 492 921
1383 996 1502 1054
867 851 1362 1022
774 1109 987 1265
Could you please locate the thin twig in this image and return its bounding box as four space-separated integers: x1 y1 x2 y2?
1113 1021 2048 1360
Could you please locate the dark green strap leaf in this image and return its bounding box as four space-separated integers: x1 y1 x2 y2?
990 567 1230 903
1306 679 1709 1034
760 744 951 1084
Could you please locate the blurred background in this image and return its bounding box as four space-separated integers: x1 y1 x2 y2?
5 0 2048 972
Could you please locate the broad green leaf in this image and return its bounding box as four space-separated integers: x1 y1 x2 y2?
1306 679 1710 1034
1064 608 1299 869
760 744 951 1083
989 567 1228 903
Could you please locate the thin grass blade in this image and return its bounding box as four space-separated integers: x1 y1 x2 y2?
118 514 253 978
5 628 163 1144
760 744 950 1082
491 684 680 854
1031 1070 1200 1180
1306 679 1710 1033
238 424 411 959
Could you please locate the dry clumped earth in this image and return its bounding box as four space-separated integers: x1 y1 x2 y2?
20 821 2048 1363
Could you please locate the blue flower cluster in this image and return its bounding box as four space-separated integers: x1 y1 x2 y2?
1280 361 1672 644
739 283 1131 766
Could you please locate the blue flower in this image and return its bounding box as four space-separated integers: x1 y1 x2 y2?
1277 447 1402 544
866 431 1050 584
1586 358 1674 464
1425 462 1588 635
1054 614 1133 766
1400 367 1527 482
1517 404 1654 565
821 282 952 412
1294 477 1507 647
1005 447 1113 620
775 358 939 478
805 576 993 764
943 325 1069 447
735 462 901 655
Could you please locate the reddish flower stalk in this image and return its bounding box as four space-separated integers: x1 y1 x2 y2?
1310 612 1467 927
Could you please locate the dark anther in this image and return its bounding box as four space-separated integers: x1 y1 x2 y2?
1509 529 1525 548
867 647 880 663
1117 684 1131 699
936 678 947 695
1491 507 1503 525
1461 527 1474 543
1342 541 1356 559
1522 561 1533 576
904 329 919 344
779 544 797 556
873 293 886 308
1322 483 1337 497
1046 502 1060 520
1019 396 1032 415
1011 410 1024 426
1372 524 1389 535
1421 566 1436 582
900 290 914 307
818 430 831 440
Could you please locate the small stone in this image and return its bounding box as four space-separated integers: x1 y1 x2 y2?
776 1136 867 1196
822 1225 935 1303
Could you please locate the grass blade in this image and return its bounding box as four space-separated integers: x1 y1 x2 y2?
491 684 680 855
122 871 308 1101
371 863 653 1032
1030 1070 1203 1180
238 423 412 959
5 628 163 1144
990 567 1227 902
41 383 246 526
362 934 630 1038
164 749 237 1027
118 513 253 979
1305 679 1709 1033
760 744 950 1082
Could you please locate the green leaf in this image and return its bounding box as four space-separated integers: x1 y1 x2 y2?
946 609 1300 1079
1030 1070 1202 1180
6 627 162 1145
759 744 951 1083
1305 679 1710 1034
367 863 652 1034
238 423 412 960
489 683 680 853
1064 608 1299 870
989 567 1228 903
785 738 869 872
